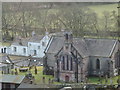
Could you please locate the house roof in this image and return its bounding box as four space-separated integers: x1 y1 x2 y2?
46 36 118 58
17 83 48 88
12 37 30 46
0 75 25 84
12 35 44 46
28 35 44 43
0 54 13 64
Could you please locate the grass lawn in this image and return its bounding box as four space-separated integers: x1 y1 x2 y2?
10 66 120 85
88 75 120 85
12 66 61 84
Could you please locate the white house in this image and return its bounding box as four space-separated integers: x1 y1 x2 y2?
27 34 50 58
8 33 51 58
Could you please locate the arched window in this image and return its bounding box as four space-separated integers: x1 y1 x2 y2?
70 57 73 71
119 50 120 67
62 56 65 70
4 48 6 53
96 59 100 69
1 48 3 53
66 55 69 70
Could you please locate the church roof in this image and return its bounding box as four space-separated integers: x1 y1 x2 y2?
46 36 65 54
46 36 118 58
85 38 117 57
73 38 90 58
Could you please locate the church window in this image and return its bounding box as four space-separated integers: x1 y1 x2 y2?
96 59 100 69
70 57 73 71
115 50 120 68
66 55 69 70
63 56 65 70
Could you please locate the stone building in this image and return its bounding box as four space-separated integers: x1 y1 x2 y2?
43 32 120 83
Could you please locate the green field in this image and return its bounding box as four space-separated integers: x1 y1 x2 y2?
88 3 118 17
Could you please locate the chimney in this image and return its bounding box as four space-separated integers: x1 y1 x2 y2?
64 31 73 43
19 39 22 45
45 31 49 35
32 31 36 37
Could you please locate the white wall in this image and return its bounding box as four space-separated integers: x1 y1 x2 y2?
1 35 51 58
10 45 28 56
28 35 50 58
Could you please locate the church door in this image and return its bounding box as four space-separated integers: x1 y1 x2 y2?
65 75 69 82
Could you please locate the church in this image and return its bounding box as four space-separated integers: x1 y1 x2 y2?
43 32 120 83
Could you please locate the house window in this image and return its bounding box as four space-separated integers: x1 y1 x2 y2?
4 48 6 53
66 55 69 70
34 50 37 55
96 59 100 69
23 48 26 54
42 42 45 46
62 56 65 70
14 47 17 52
38 46 40 49
1 48 3 53
70 57 73 71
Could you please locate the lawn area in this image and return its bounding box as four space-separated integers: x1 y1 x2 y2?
11 66 61 84
88 3 118 17
9 66 120 85
88 75 120 85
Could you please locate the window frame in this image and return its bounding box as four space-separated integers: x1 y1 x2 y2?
23 48 26 54
96 59 100 70
34 50 37 55
14 47 17 52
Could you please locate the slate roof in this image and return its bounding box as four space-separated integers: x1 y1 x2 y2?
0 54 27 63
12 35 44 46
73 38 90 58
0 54 13 64
17 83 48 88
1 75 25 84
46 36 118 58
28 35 44 43
85 38 117 57
46 36 64 54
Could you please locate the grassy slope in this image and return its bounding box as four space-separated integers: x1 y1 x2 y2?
88 3 118 17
